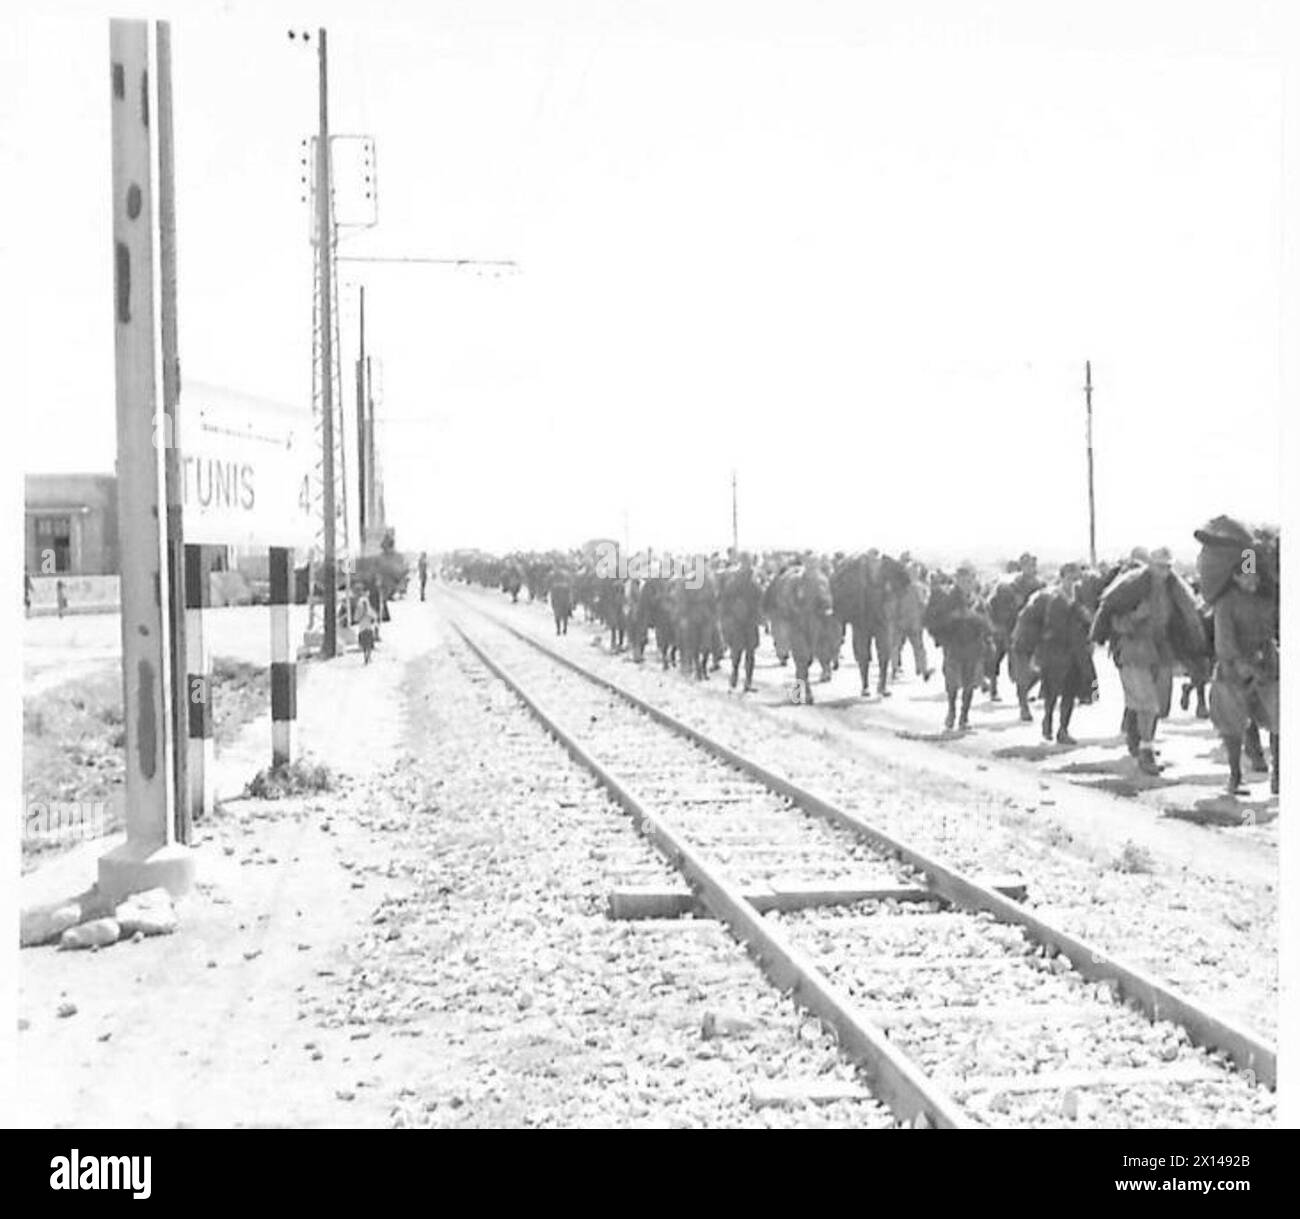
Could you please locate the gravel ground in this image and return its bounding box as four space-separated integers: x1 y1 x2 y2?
19 606 895 1128
770 903 1272 1128
450 588 1275 1042
456 622 916 893
363 622 895 1127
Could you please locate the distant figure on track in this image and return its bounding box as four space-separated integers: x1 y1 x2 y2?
55 579 67 619
925 561 993 732
1011 562 1096 746
354 584 378 664
1208 560 1279 796
987 553 1044 717
890 558 934 683
719 554 763 692
1090 546 1205 777
550 567 574 636
418 552 428 601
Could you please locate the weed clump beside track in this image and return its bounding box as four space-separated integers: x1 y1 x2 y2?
245 759 335 800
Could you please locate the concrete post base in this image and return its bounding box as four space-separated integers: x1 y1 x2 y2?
98 840 196 904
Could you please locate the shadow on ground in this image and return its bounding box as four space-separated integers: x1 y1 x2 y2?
1163 797 1279 828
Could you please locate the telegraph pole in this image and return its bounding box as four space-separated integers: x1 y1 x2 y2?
731 470 739 557
366 353 376 532
315 28 338 658
1085 360 1097 567
356 285 367 543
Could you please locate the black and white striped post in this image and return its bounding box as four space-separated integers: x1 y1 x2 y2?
270 547 297 765
184 543 213 820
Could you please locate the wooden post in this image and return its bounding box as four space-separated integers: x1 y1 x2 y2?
731 470 738 557
317 28 338 659
270 547 297 767
156 19 190 845
100 18 193 901
1085 360 1097 567
365 354 376 534
184 543 213 820
356 285 367 545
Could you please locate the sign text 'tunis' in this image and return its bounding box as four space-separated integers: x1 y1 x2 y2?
177 383 314 548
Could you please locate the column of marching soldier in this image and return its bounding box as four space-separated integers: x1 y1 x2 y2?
441 516 1279 799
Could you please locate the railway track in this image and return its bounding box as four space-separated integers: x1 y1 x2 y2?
435 589 1275 1129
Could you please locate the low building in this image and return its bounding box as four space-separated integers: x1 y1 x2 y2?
25 474 119 576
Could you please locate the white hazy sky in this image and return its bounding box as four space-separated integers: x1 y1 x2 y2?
10 0 1291 564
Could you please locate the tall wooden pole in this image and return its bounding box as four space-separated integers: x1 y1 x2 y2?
101 18 192 901
317 27 337 657
156 20 190 844
731 470 739 557
1085 360 1097 567
356 284 367 546
366 354 376 532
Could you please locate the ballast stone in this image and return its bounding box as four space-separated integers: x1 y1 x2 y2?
21 903 84 948
59 918 122 951
115 887 178 938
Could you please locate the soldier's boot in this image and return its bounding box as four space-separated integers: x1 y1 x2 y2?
989 673 1001 702
1270 733 1279 796
1195 687 1210 719
743 653 756 693
1138 746 1162 778
1245 723 1268 772
1042 698 1055 741
802 677 814 706
729 660 739 691
958 688 974 730
1225 737 1246 795
1179 682 1192 712
944 692 957 731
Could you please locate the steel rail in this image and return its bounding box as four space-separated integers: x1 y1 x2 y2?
449 590 1277 1090
447 613 973 1129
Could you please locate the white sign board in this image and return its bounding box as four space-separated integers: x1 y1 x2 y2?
180 382 314 548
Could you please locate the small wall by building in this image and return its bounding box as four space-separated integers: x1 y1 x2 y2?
27 575 121 616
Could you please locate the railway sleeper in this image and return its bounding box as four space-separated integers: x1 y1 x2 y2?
608 877 1029 920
